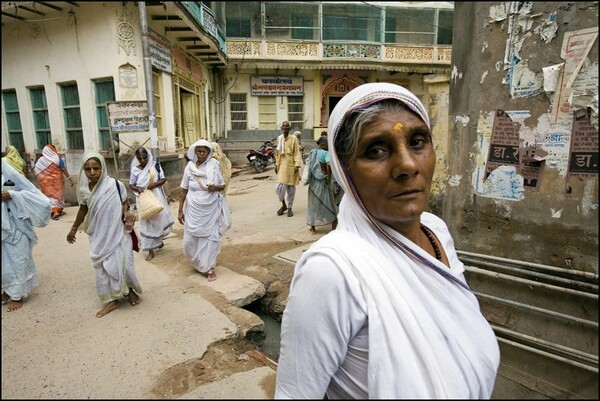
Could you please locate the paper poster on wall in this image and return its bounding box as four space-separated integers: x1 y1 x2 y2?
566 112 599 187
485 110 520 179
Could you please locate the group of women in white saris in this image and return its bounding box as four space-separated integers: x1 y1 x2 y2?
63 140 231 318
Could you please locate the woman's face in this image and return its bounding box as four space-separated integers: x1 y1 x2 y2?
136 152 148 168
195 146 210 164
83 158 103 187
346 109 435 231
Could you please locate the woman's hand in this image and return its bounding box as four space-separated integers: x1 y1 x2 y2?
1 191 11 202
68 176 75 187
178 210 185 225
67 227 77 244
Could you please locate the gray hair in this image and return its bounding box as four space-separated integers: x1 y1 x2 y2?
334 99 413 166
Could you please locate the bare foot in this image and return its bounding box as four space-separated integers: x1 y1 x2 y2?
309 227 317 235
128 290 141 306
145 250 155 261
158 241 164 249
1 292 9 305
96 300 119 318
7 299 23 312
207 270 217 282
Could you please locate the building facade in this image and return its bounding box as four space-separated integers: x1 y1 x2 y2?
2 1 454 206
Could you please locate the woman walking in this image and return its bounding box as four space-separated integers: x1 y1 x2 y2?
305 135 340 234
66 152 142 318
129 147 174 261
178 140 227 282
34 144 74 220
2 159 51 312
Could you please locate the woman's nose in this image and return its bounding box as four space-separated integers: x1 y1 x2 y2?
391 147 418 178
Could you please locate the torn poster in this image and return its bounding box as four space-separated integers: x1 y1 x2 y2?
509 55 543 98
551 27 599 123
566 112 599 182
485 110 521 181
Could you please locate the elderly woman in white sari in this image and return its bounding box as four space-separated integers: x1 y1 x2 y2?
2 159 51 312
129 147 174 261
275 83 500 399
67 152 142 318
178 140 227 282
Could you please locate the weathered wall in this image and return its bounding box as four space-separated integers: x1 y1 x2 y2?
445 2 598 273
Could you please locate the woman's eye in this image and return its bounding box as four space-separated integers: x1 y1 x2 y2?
365 144 387 158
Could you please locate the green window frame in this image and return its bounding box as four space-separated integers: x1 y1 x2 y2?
2 90 25 152
60 83 84 150
29 87 52 150
94 79 116 151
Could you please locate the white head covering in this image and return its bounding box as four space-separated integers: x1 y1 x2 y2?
187 139 213 163
187 139 219 186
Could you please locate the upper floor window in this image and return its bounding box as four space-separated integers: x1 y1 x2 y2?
225 2 261 38
322 3 380 42
385 8 452 45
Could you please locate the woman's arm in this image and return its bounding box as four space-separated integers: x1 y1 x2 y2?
61 159 75 187
66 204 89 244
178 188 188 224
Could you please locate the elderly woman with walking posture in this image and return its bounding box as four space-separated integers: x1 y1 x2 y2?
2 159 51 312
34 144 74 220
129 147 174 261
67 152 142 318
275 83 499 399
178 140 228 282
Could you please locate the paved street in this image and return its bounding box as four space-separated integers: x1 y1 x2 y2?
1 165 326 399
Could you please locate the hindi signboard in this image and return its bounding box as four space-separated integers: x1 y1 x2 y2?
250 76 304 96
107 101 149 132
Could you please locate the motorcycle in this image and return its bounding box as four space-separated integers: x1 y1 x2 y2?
247 140 276 173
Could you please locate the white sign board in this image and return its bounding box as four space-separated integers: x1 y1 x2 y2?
107 101 149 132
251 76 304 96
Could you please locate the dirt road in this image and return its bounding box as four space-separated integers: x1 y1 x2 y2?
1 165 331 398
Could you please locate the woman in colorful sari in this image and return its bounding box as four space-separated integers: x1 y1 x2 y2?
66 152 142 318
178 140 226 282
34 144 74 220
3 145 27 176
2 159 51 312
129 147 174 261
305 135 339 234
275 83 499 398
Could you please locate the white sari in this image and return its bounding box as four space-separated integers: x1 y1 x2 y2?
129 147 174 251
180 140 225 274
2 159 51 300
275 83 500 399
78 152 142 302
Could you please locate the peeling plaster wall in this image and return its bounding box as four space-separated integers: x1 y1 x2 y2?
445 2 598 273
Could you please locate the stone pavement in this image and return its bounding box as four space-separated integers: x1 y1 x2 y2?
1 165 330 399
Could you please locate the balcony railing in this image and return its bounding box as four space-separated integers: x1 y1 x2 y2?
227 39 452 65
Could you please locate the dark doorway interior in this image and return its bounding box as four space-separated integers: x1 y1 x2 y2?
328 96 343 117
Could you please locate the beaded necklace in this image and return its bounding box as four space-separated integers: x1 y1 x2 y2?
420 224 442 262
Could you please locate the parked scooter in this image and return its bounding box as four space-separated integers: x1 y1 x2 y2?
247 140 276 173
